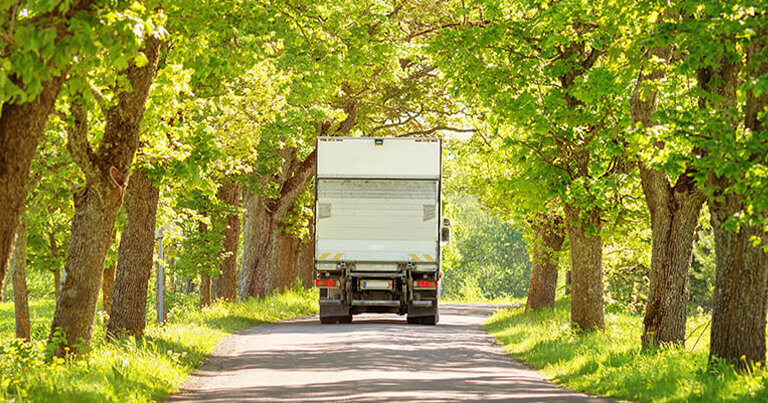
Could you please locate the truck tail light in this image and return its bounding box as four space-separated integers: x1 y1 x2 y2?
316 279 339 287
414 280 437 289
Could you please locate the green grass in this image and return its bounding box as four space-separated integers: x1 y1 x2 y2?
484 297 768 402
441 295 526 305
0 286 318 402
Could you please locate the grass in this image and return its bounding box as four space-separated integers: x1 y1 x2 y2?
484 297 768 402
441 295 526 305
0 285 318 402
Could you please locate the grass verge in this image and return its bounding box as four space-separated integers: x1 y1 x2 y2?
484 297 768 402
0 286 318 402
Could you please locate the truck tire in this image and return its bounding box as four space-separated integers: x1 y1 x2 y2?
338 314 353 324
319 315 337 324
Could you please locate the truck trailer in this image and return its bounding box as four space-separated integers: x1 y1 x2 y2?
314 137 449 325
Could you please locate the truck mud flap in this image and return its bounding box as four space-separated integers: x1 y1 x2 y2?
320 301 350 324
407 301 439 325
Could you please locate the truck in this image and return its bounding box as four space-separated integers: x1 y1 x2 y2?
314 136 450 325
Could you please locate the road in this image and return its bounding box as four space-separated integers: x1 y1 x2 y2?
168 303 606 402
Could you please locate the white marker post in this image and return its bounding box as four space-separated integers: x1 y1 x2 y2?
156 226 166 324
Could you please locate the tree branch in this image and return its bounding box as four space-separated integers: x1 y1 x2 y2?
66 98 99 179
394 126 477 137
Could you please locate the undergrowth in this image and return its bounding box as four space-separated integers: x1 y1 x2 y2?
0 285 318 402
484 297 768 402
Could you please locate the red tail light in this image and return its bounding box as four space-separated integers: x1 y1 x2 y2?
414 280 437 289
316 279 339 287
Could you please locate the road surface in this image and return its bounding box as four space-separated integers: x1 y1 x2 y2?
168 303 606 402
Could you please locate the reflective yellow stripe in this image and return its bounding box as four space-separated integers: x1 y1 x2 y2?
423 254 434 261
319 253 330 260
409 254 422 261
332 253 344 260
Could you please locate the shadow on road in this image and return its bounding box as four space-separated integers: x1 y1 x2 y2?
168 303 605 402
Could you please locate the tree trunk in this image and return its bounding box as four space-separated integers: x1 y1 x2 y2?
640 168 705 348
0 265 7 302
271 230 298 292
0 77 68 301
239 192 273 299
525 213 565 311
709 194 768 369
0 1 95 304
630 43 707 348
707 33 768 369
200 273 212 307
298 241 314 289
101 263 116 317
107 169 159 338
52 268 61 299
50 36 162 356
186 278 194 294
11 219 31 342
216 178 241 301
564 203 604 332
239 150 317 299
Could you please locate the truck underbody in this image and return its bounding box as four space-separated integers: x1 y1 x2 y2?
316 262 440 325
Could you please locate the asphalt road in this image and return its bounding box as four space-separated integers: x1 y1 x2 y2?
168 303 607 402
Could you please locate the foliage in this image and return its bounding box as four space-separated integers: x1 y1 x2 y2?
0 286 318 402
430 0 642 231
690 213 716 311
442 194 531 300
486 298 768 402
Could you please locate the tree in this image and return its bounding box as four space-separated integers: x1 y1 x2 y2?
107 168 160 338
431 0 642 331
214 177 240 301
0 0 99 305
10 218 31 342
689 6 768 369
526 212 565 311
50 34 164 356
627 9 707 348
633 1 768 367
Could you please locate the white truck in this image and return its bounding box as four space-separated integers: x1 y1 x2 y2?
314 137 450 325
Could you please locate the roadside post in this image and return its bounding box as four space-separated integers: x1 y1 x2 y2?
156 226 166 324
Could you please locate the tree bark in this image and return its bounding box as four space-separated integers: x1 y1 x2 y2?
216 178 241 301
706 33 768 369
239 191 272 298
640 168 705 348
631 43 707 348
0 1 95 303
0 264 7 302
11 219 31 342
107 168 159 338
272 230 298 292
239 149 317 299
50 36 162 356
200 273 212 307
298 241 315 289
101 263 115 317
52 268 61 299
525 213 565 311
564 203 604 332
